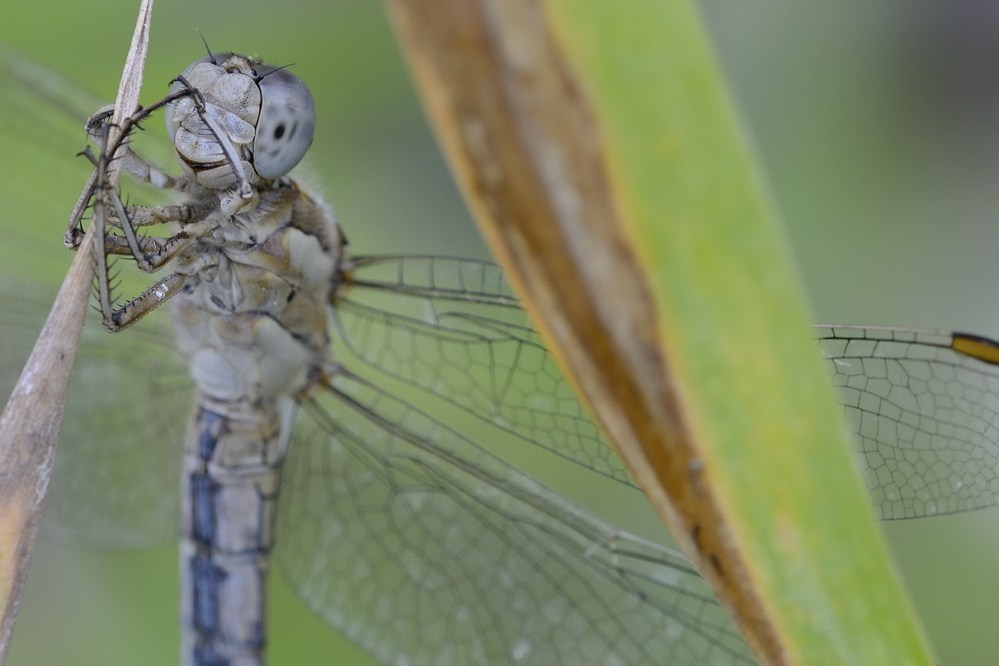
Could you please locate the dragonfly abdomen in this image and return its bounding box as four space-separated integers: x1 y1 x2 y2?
180 403 291 666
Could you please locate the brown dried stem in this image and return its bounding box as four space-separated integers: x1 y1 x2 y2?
0 0 154 657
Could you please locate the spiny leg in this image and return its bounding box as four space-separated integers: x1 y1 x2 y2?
65 76 233 253
78 79 259 330
70 78 255 264
76 88 216 330
86 163 223 330
66 173 217 273
65 142 200 265
88 129 118 328
85 106 188 190
102 256 214 331
64 86 196 248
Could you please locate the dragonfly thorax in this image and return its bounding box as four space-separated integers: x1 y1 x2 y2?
170 181 340 409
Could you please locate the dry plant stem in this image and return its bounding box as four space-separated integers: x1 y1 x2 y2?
386 1 780 662
0 0 154 658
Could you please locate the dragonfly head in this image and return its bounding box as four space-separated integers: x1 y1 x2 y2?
165 53 315 191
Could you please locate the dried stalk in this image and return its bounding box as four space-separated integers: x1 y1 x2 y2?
0 0 154 657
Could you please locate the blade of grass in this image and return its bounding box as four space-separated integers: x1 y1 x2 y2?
0 1 153 657
385 0 934 662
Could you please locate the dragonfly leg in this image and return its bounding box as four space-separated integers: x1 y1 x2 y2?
65 94 199 255
77 92 246 324
76 159 223 277
74 187 190 272
84 102 196 193
79 125 227 328
89 209 225 330
101 253 221 331
103 271 188 331
66 195 215 268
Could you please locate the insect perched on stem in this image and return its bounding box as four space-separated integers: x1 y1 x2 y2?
61 50 751 665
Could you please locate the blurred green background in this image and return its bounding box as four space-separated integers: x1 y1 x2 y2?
1 1 999 664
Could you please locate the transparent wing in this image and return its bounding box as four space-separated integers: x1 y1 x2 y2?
277 368 752 665
0 282 190 547
335 255 633 486
818 324 999 519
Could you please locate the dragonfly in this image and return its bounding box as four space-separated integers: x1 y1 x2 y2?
3 51 753 665
4 48 999 665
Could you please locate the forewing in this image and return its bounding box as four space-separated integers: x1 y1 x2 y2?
335 255 633 486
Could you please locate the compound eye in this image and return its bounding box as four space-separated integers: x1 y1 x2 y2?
252 67 315 179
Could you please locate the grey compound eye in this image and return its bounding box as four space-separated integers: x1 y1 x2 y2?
252 66 315 179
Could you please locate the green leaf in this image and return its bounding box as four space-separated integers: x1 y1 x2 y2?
548 0 935 661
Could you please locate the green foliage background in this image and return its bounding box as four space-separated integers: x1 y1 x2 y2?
0 1 997 663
